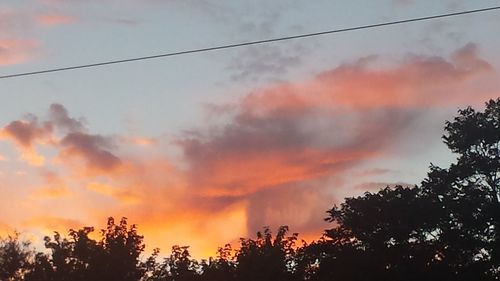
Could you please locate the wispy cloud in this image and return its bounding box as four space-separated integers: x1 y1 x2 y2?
227 45 304 83
35 14 75 26
0 39 39 65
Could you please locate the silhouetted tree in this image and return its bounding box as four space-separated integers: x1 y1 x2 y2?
24 252 56 281
144 245 200 281
234 226 299 281
142 247 162 281
314 98 500 281
308 186 447 281
26 217 147 281
97 217 147 281
0 233 33 281
419 98 500 279
199 244 236 281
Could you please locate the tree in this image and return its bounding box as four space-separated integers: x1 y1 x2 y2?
0 233 33 281
443 99 500 204
421 98 500 278
144 245 200 281
97 217 147 281
307 186 441 281
24 252 57 281
26 217 147 281
198 244 236 281
234 226 299 281
317 98 500 281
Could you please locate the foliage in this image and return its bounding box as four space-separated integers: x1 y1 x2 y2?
25 217 147 281
234 226 299 281
314 98 500 281
0 233 32 281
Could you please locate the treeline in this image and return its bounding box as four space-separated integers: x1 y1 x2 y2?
1 98 499 281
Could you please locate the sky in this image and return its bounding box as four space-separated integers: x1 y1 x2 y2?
0 0 499 258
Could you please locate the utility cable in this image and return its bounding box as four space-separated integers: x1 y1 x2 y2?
1 6 499 79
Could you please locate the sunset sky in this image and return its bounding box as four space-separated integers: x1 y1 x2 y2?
0 0 499 258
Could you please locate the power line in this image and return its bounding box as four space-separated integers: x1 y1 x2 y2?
1 5 499 80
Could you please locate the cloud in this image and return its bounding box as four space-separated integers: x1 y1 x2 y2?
227 45 304 83
1 117 52 148
25 216 84 234
35 14 75 26
0 6 74 65
30 171 71 199
450 43 491 74
178 104 416 237
0 39 38 65
59 132 121 172
48 103 86 133
246 183 333 238
240 43 493 112
31 186 71 199
126 136 156 147
0 7 39 64
176 43 496 238
87 182 141 204
0 8 32 36
0 104 120 171
179 94 420 198
21 150 46 166
46 104 120 173
0 116 53 166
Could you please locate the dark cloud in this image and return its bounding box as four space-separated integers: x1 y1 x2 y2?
49 103 121 172
450 42 492 75
1 104 121 172
48 103 86 133
2 116 52 147
60 132 121 172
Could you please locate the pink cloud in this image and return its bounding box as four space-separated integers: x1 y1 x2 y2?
0 116 53 166
241 43 493 112
0 39 39 65
176 43 497 238
1 118 52 148
0 104 120 170
59 132 121 173
36 14 75 26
